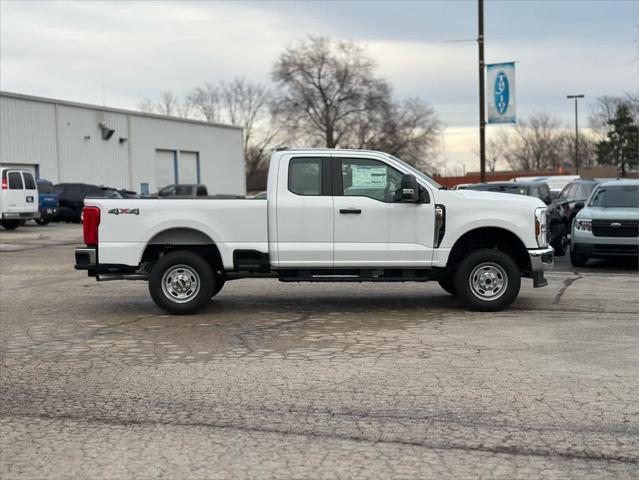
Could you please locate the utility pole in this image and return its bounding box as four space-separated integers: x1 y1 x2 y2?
567 94 584 174
478 0 486 182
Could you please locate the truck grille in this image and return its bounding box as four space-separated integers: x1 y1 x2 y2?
591 219 639 238
592 244 639 256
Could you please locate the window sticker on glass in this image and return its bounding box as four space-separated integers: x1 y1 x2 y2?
351 165 387 188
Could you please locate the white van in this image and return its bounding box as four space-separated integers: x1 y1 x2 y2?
0 168 40 230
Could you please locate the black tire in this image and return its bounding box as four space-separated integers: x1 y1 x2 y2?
211 274 226 298
438 275 456 296
35 218 50 226
1 220 20 230
552 225 568 256
570 246 588 268
148 250 216 315
454 249 521 312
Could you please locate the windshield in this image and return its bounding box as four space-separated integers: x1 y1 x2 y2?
589 185 639 208
385 154 442 189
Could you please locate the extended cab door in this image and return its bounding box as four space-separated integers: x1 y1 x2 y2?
332 156 435 267
274 156 334 267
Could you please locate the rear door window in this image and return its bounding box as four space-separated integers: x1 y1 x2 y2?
289 158 322 196
22 172 36 190
8 171 24 189
175 185 193 196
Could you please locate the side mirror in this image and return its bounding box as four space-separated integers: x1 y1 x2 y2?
574 201 585 210
397 174 420 202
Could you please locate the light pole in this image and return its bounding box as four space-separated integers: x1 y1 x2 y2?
478 0 486 182
567 94 584 174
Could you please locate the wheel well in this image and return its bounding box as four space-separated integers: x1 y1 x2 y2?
447 227 530 272
141 228 223 272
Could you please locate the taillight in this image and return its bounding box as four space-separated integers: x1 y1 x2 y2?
83 206 100 246
1 178 7 190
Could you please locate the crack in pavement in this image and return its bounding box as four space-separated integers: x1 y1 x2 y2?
3 411 637 465
553 273 584 304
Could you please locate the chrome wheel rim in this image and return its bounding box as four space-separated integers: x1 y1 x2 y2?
469 262 508 301
161 264 200 303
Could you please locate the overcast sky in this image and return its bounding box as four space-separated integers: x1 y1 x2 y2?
1 0 637 172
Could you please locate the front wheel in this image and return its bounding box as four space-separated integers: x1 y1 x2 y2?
148 251 216 315
570 246 588 268
35 218 50 226
552 225 568 256
454 249 521 312
1 220 20 230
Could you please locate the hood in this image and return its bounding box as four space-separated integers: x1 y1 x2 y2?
451 189 545 209
577 206 639 221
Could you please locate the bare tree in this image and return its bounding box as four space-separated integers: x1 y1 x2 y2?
271 36 440 170
272 36 390 148
502 112 565 171
137 90 192 118
590 93 639 133
188 83 221 122
137 97 155 114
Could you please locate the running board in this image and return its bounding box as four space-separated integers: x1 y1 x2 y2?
277 268 437 283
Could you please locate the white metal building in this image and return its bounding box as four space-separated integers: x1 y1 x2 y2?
0 91 245 195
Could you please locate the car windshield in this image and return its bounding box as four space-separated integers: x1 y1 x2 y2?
158 186 175 196
37 182 54 193
589 185 639 208
574 183 597 199
385 154 442 189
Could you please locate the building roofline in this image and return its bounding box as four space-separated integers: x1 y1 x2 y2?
0 90 243 131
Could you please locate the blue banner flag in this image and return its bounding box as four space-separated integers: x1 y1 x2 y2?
487 62 516 124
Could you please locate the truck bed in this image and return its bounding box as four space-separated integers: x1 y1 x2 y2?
86 197 267 269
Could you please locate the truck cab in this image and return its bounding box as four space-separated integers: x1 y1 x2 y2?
75 149 554 314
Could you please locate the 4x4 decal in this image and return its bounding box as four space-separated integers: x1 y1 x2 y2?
107 208 140 215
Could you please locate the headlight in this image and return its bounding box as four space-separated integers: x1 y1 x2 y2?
575 219 592 232
535 207 548 247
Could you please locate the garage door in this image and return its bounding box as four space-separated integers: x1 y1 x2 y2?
178 151 199 184
155 150 175 189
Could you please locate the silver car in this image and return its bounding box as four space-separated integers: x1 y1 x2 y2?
570 179 639 267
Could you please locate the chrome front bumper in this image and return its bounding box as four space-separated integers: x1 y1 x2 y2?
527 246 554 287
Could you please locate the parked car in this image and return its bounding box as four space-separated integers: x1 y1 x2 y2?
0 168 39 230
554 179 602 224
99 187 123 199
458 182 570 255
513 175 580 196
35 179 59 225
54 183 119 222
157 184 208 197
570 179 639 267
75 148 554 315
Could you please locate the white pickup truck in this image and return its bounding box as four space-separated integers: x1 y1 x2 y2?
75 148 553 314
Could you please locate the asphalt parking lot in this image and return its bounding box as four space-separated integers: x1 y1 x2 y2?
1 223 638 479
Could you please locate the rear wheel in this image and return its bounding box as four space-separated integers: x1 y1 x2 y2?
148 251 215 315
570 246 588 268
1 220 20 230
454 249 521 312
552 225 568 256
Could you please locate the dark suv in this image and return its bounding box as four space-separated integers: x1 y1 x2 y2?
554 179 602 224
54 183 120 222
459 182 570 255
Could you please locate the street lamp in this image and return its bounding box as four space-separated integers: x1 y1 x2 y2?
567 94 585 174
